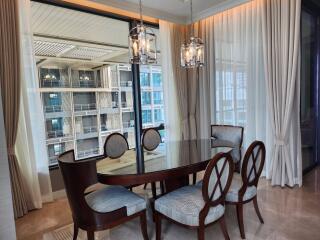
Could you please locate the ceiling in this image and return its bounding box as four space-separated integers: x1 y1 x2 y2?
91 0 251 24
31 2 131 68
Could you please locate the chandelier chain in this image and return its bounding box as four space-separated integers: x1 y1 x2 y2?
190 0 194 36
139 0 143 25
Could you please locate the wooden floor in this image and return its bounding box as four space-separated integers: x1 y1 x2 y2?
15 167 320 240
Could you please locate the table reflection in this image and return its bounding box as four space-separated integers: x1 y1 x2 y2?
97 139 232 176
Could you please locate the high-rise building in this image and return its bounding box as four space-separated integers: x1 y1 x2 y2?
39 63 164 166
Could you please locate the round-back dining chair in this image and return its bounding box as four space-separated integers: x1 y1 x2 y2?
141 128 162 151
141 128 162 192
103 132 129 158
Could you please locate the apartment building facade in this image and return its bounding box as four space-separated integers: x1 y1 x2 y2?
39 63 164 166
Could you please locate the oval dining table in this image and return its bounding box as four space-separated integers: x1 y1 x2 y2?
96 139 233 197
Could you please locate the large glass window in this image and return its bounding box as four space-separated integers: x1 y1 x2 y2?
32 2 165 169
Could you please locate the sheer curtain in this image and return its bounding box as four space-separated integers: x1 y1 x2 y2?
159 20 183 167
199 1 272 176
15 0 53 209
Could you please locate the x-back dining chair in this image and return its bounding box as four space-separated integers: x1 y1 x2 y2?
225 141 266 239
58 150 149 240
141 127 163 194
103 132 129 159
154 152 234 240
211 124 244 172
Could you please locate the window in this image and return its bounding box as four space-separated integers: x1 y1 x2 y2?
154 108 164 122
215 63 247 126
142 92 151 105
140 72 150 87
153 73 162 87
153 91 163 105
32 2 165 168
142 110 152 124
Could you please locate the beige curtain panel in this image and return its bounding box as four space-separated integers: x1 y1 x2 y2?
0 0 29 218
261 0 302 186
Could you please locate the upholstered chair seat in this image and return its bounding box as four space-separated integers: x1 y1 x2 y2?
85 186 146 216
155 185 225 226
225 174 257 202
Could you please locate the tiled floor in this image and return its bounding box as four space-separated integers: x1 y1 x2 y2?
15 167 320 240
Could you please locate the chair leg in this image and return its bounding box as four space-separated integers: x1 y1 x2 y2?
73 223 79 240
86 231 94 240
193 173 197 185
160 181 165 195
197 225 205 240
218 216 230 240
140 211 149 240
236 204 245 239
155 212 162 240
151 182 157 199
253 196 264 224
144 183 148 189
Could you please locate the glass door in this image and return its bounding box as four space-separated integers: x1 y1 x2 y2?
300 3 320 173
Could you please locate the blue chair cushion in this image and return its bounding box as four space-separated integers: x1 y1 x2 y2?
226 176 257 202
85 186 146 216
155 185 225 226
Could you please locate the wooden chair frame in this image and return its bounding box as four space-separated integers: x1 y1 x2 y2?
58 150 149 240
226 141 266 239
141 128 163 193
155 152 235 240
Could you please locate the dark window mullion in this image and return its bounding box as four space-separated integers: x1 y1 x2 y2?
130 21 145 174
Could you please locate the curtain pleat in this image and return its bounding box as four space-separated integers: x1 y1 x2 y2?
261 0 302 187
0 0 29 218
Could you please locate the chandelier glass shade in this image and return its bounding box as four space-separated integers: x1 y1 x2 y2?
129 24 157 64
181 0 205 68
181 37 204 68
128 0 157 64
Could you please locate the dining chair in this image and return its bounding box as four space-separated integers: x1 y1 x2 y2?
154 152 234 240
225 141 266 239
141 128 163 195
58 150 149 240
211 124 244 172
103 132 129 158
142 127 162 151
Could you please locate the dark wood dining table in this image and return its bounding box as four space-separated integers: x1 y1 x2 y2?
97 139 233 196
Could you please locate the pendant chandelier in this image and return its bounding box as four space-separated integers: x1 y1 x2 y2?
181 0 204 68
129 0 157 64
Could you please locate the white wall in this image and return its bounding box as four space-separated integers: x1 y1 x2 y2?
0 90 16 239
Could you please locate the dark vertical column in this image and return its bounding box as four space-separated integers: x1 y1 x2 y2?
316 15 320 165
132 63 145 173
130 20 145 173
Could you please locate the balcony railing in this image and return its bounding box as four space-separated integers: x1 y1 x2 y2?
47 130 65 139
74 103 96 111
44 105 62 113
123 122 134 128
49 156 59 166
82 125 98 134
121 102 133 108
101 124 120 131
120 81 132 87
101 101 119 110
72 80 96 88
77 147 100 159
41 80 69 87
